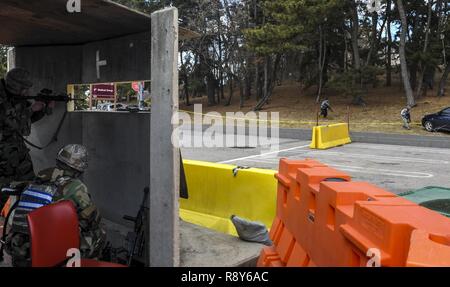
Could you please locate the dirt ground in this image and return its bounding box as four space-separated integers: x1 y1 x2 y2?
180 78 450 136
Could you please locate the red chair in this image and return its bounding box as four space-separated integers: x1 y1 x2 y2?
27 200 125 267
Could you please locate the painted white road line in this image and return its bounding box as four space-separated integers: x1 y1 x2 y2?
244 148 447 165
236 158 434 178
219 144 310 164
301 150 449 165
345 143 450 155
332 164 434 178
244 158 285 164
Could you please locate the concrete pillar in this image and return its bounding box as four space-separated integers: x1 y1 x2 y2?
7 47 15 71
150 7 180 267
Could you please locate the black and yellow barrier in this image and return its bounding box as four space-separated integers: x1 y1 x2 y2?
180 160 277 236
310 123 352 150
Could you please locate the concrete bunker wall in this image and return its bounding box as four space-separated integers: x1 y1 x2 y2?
11 31 152 224
57 112 150 224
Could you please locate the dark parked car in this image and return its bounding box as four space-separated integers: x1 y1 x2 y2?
422 107 450 132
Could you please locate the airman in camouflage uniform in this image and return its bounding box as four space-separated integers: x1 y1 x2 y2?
0 68 51 208
5 144 107 266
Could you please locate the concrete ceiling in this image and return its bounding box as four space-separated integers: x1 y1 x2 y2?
0 0 197 46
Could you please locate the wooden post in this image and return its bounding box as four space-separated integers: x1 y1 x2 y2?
113 83 117 112
89 84 93 111
67 85 75 112
150 7 180 267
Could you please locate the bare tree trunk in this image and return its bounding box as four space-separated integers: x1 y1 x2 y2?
267 54 282 102
245 54 252 100
254 54 281 111
350 1 361 71
409 11 421 90
386 0 392 87
239 79 245 108
415 0 433 99
263 56 269 101
438 0 447 67
297 53 304 82
344 31 349 71
180 51 190 106
217 8 225 101
255 62 260 100
438 63 450 97
245 72 252 100
184 73 190 106
366 12 379 66
350 0 364 105
316 25 327 103
216 83 221 105
207 74 217 106
397 0 416 107
220 72 225 100
225 75 233 106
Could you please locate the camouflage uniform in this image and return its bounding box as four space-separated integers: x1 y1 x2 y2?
0 68 47 207
5 145 106 266
38 167 107 259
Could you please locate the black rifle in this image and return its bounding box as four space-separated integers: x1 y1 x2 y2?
120 158 188 266
123 187 149 267
19 89 85 150
19 88 84 103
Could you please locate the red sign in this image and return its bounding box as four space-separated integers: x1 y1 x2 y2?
92 84 115 100
132 82 140 92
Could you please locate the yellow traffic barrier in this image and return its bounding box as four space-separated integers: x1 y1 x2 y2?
180 160 277 236
310 123 352 150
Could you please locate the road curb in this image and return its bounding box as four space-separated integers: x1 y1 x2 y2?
279 127 450 149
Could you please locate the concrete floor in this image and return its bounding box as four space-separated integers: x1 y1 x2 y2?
0 218 262 267
182 136 450 195
102 219 263 267
180 221 263 267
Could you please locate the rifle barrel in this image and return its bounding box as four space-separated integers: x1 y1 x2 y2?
21 96 85 102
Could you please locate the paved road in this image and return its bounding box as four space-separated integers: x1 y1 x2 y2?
182 133 450 194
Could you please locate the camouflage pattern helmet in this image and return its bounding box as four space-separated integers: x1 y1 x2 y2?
5 68 33 95
57 144 88 172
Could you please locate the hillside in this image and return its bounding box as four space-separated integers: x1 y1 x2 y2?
180 80 450 136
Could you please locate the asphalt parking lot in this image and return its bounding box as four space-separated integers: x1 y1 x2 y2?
182 134 450 195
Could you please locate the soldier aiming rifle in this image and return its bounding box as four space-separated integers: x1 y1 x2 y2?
0 68 84 210
0 68 54 209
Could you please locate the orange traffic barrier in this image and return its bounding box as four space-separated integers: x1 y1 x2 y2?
258 159 450 267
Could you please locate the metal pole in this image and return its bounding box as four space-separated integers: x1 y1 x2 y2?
316 107 320 127
347 105 350 133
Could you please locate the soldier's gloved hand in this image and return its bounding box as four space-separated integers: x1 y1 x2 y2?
47 101 56 109
45 101 56 115
31 101 46 112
